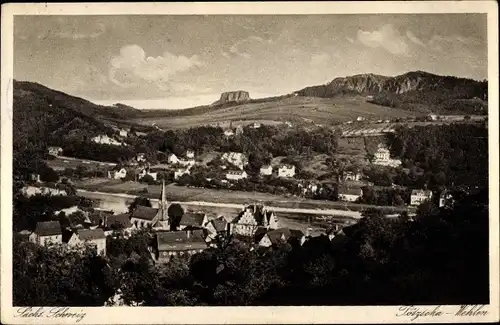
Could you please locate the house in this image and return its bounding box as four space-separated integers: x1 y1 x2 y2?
119 129 128 137
205 216 230 242
439 190 454 208
224 129 235 137
108 167 127 180
139 169 158 181
104 213 132 232
48 146 63 156
410 189 433 206
373 144 402 167
130 180 170 230
356 116 365 121
178 158 196 167
231 205 279 237
278 164 296 178
285 121 293 127
221 152 248 170
135 131 148 137
136 153 146 162
185 150 195 159
21 186 68 197
29 221 63 246
91 134 124 146
226 170 248 181
338 186 363 202
235 125 244 135
178 213 208 230
30 173 41 183
258 228 305 247
428 114 438 121
153 230 208 264
344 170 362 182
174 168 191 180
259 165 273 176
250 122 261 129
130 206 159 229
77 229 107 255
167 153 180 164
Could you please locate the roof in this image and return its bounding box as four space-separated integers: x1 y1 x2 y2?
233 205 275 226
279 164 295 169
130 205 158 221
106 213 132 228
156 230 207 251
227 170 246 175
263 228 304 245
260 165 272 169
78 228 106 241
338 186 363 196
180 213 206 227
411 189 433 196
210 217 228 232
34 221 62 236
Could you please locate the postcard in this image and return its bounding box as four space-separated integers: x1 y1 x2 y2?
1 1 499 324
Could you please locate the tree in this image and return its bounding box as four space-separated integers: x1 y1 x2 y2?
141 174 156 185
168 203 184 231
128 196 152 213
39 165 59 182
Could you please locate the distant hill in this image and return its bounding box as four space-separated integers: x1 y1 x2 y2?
295 71 488 114
12 80 143 152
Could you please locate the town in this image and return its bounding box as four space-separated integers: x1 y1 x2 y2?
10 13 490 308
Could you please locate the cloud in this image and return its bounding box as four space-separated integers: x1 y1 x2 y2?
37 23 106 40
226 36 274 59
406 31 425 47
357 24 409 56
109 44 203 88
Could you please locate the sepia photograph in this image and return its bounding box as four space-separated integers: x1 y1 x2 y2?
1 1 499 324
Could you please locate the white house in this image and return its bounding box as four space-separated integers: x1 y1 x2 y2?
108 168 127 180
178 158 196 167
224 129 235 137
439 190 454 208
410 189 433 206
231 205 279 237
174 168 191 180
373 144 402 167
356 116 366 121
226 170 248 181
278 165 296 178
48 146 63 156
258 228 305 248
91 134 124 146
22 186 67 197
77 229 107 256
136 153 146 162
250 122 261 129
338 186 363 202
119 129 128 137
344 171 362 182
260 165 273 176
222 152 248 170
185 150 195 159
167 153 180 164
29 221 63 247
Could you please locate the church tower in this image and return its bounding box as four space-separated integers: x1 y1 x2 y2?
156 178 169 229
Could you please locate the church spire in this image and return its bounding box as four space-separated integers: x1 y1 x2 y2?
160 177 168 221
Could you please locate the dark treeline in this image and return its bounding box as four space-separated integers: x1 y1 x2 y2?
390 123 488 187
13 191 489 306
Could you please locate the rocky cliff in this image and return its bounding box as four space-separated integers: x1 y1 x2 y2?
296 71 487 98
295 71 488 114
212 91 250 105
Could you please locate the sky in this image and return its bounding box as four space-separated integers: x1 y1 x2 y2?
14 14 487 109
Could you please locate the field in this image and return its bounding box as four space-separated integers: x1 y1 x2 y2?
75 178 410 214
129 96 416 129
45 156 116 171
